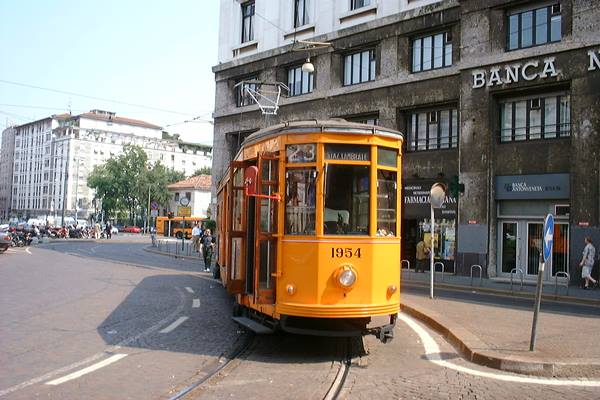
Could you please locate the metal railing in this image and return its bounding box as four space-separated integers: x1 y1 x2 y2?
401 259 411 279
434 262 445 282
470 264 483 287
554 271 570 296
510 268 524 292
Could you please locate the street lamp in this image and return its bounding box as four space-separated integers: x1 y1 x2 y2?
429 182 447 299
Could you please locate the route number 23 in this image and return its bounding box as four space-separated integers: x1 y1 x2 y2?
331 247 362 258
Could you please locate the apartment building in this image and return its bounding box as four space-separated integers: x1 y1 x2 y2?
1 110 212 221
212 0 600 281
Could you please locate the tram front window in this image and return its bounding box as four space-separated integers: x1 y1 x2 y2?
285 169 316 235
324 165 370 235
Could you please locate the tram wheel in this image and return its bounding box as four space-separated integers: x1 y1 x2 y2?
175 231 183 239
232 301 243 317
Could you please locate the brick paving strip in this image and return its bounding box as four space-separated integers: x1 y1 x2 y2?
401 292 600 378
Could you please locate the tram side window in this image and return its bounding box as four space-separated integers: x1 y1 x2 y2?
377 170 397 236
324 165 369 235
285 169 316 235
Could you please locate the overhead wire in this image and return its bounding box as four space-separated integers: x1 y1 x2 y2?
0 78 205 117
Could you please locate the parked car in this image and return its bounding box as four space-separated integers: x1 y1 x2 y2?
0 231 12 253
123 226 141 233
114 224 125 232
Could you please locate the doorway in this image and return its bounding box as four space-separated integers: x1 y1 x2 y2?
498 220 569 279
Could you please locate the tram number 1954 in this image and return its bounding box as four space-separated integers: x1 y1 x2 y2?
331 247 362 258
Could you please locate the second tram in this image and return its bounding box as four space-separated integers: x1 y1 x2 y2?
215 120 403 341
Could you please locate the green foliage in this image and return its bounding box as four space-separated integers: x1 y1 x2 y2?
87 145 184 223
192 166 211 176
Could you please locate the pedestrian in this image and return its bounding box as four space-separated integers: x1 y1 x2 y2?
415 238 430 273
191 223 201 253
105 222 112 239
201 229 214 272
580 236 597 289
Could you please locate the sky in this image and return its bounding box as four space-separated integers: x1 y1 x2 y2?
0 0 219 145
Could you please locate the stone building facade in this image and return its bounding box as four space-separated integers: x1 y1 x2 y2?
212 0 600 282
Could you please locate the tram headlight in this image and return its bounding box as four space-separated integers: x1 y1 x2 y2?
336 265 357 289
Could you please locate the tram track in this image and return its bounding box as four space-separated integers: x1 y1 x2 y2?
168 333 255 400
322 338 354 400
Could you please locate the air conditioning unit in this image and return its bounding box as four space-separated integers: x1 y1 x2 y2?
555 204 570 216
428 112 438 124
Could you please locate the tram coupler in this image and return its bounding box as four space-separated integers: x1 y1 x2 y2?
377 324 395 343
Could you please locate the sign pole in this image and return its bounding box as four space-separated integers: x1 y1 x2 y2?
530 213 553 351
529 257 544 351
182 216 185 251
430 205 435 299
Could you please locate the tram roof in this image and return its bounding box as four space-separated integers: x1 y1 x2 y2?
240 119 404 148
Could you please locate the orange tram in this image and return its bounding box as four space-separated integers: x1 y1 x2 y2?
215 120 403 342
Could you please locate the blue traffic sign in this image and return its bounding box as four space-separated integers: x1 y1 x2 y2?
542 214 554 262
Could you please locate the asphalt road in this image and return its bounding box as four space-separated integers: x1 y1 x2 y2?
1 240 598 399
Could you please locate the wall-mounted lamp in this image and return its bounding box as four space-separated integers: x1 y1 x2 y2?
301 57 314 73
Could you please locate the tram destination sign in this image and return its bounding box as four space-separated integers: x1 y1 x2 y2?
325 144 370 161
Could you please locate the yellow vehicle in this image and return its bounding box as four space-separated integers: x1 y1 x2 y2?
156 216 206 239
215 120 403 341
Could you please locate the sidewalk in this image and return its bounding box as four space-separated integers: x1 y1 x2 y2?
401 271 600 378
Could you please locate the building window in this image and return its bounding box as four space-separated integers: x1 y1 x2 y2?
174 193 180 201
346 114 378 125
412 31 452 73
343 49 375 86
241 1 255 43
351 0 370 10
285 169 316 235
507 4 561 50
294 0 309 27
407 108 459 151
236 77 259 107
287 65 313 96
500 93 570 142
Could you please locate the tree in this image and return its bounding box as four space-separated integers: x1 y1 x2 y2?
88 145 185 225
192 166 211 176
144 162 185 214
88 145 148 224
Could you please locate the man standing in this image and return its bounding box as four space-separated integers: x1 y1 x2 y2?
580 236 597 289
191 223 201 253
415 238 430 273
201 229 214 272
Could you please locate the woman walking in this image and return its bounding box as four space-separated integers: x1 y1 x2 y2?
580 236 597 289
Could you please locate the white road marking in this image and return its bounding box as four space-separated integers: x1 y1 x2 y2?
192 299 200 308
0 287 187 397
185 287 194 294
25 247 32 255
398 312 600 387
45 354 128 386
160 316 189 333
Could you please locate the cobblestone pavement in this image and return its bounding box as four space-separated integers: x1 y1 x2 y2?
4 242 599 399
402 286 600 363
0 243 239 400
342 318 600 400
192 334 354 399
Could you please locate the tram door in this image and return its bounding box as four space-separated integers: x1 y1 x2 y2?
254 152 278 304
226 163 248 294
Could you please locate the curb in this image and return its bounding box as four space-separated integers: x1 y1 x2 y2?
400 301 600 378
402 280 600 307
